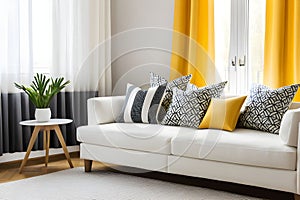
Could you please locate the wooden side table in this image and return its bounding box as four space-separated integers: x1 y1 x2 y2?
19 119 74 173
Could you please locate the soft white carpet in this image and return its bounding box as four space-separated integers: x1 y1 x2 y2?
0 168 265 200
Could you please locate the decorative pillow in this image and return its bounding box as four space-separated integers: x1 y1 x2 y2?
150 72 192 111
238 84 299 134
149 72 169 87
116 83 166 124
186 81 228 98
199 96 247 131
186 82 198 91
161 88 211 128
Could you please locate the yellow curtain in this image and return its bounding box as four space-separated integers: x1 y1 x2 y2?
170 0 215 87
264 0 300 101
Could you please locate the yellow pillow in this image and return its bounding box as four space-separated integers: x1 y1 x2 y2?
199 96 247 131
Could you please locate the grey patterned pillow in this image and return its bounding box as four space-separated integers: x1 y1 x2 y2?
150 72 192 111
161 88 211 128
186 81 228 98
186 82 198 91
238 84 299 134
149 72 168 87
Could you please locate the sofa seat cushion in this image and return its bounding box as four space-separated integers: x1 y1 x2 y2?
171 128 296 170
77 123 181 155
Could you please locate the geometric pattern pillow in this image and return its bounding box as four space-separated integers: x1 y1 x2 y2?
161 88 211 128
149 72 168 87
186 81 228 98
150 72 192 111
116 83 166 124
238 84 299 134
185 82 199 91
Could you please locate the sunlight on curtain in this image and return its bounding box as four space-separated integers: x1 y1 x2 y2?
0 0 34 155
32 0 52 74
0 0 33 93
264 0 300 101
52 0 112 95
170 0 216 86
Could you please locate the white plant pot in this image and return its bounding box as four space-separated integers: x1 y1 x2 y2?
35 108 51 122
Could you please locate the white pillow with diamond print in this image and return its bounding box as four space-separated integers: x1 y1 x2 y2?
186 81 228 98
161 88 211 128
238 84 300 134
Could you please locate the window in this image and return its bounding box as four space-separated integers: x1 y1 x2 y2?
215 0 266 94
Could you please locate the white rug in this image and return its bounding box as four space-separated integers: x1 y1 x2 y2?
0 168 265 200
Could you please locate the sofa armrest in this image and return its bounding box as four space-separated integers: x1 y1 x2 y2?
87 96 125 125
297 122 300 194
279 108 300 147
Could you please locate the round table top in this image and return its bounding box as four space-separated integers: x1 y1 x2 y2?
20 118 73 126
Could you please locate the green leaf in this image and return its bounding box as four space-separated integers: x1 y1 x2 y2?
14 73 70 108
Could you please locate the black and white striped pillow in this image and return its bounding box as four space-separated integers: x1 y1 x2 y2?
116 83 166 124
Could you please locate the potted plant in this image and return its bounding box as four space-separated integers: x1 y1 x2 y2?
15 73 70 122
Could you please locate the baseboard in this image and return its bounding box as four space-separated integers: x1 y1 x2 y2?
0 151 79 169
0 145 79 164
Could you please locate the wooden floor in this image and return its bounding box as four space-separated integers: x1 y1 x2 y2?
0 152 295 200
0 152 105 184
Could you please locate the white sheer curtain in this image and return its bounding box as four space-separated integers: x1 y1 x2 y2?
52 0 112 96
0 0 33 93
0 0 112 94
0 0 34 155
0 0 112 155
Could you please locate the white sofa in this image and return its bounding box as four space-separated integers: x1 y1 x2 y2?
77 96 300 197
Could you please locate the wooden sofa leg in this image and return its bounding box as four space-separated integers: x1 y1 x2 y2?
294 194 300 200
84 159 93 172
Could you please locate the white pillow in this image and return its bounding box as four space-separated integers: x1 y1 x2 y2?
279 108 300 147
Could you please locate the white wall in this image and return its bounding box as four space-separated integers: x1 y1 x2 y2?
111 0 174 95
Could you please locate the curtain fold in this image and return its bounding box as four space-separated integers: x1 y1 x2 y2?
170 0 215 86
264 0 300 101
0 0 34 156
52 0 112 95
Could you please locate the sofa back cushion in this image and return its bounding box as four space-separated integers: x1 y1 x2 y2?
290 102 300 109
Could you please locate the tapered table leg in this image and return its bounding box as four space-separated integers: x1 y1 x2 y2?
19 126 41 173
45 130 50 167
54 125 74 168
43 130 47 150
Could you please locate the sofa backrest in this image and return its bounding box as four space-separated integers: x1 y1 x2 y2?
290 102 300 109
87 96 300 147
